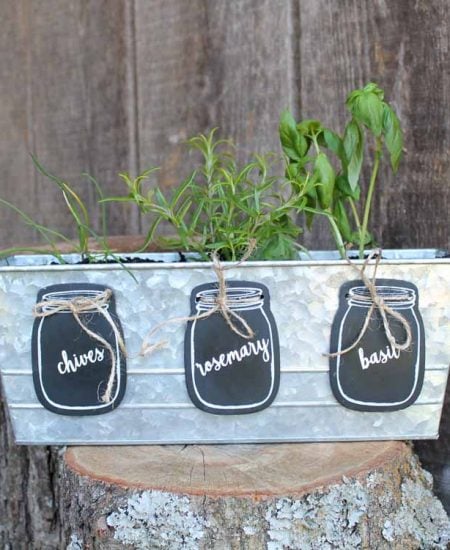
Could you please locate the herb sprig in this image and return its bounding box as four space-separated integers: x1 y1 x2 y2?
105 130 309 261
0 157 124 268
280 82 403 258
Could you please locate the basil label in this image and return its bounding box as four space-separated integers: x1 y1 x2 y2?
329 279 425 412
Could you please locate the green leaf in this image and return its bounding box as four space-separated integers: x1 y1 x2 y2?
335 174 360 201
319 129 345 162
297 119 323 136
204 241 229 250
351 230 373 247
30 154 66 192
157 187 172 206
303 203 317 230
279 110 308 161
285 161 301 180
100 196 137 204
314 153 335 209
170 171 195 207
343 120 363 191
333 200 352 242
305 179 318 203
0 198 71 252
364 82 384 99
255 233 298 260
347 85 384 137
383 105 403 172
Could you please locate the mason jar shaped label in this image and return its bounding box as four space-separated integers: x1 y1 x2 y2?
184 281 280 415
329 279 425 412
32 283 126 415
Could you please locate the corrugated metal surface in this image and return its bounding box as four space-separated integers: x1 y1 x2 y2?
0 252 449 444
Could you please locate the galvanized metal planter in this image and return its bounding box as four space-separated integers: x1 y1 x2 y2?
0 250 449 445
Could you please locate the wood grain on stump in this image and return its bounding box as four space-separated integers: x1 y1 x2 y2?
66 442 405 497
61 442 450 549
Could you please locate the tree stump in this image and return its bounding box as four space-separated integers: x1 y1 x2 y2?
61 442 449 549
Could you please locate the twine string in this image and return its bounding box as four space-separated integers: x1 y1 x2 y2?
140 240 257 356
34 289 126 403
327 249 413 358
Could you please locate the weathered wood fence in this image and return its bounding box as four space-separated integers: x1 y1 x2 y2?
0 1 449 546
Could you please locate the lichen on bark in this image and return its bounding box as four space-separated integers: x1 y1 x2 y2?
57 445 449 549
106 491 206 549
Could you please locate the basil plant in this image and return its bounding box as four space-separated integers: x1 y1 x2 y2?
280 82 403 258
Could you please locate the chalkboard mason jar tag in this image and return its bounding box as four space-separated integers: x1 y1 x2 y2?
185 281 280 415
329 279 425 412
32 283 126 415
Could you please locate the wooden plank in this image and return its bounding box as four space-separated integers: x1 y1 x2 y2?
0 0 140 251
134 0 295 192
377 0 450 250
192 0 297 158
297 0 450 250
0 3 61 546
0 1 35 249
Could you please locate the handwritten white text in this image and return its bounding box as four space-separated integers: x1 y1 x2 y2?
195 338 271 377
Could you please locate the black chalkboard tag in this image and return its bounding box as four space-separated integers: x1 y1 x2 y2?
32 283 126 415
184 281 280 415
329 279 425 412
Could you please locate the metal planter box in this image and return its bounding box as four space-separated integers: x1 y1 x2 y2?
0 250 449 445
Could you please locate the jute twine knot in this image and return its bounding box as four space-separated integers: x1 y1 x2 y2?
140 240 257 356
34 288 126 404
327 248 413 358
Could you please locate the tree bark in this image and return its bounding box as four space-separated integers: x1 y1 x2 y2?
0 385 61 549
0 235 157 548
59 442 449 549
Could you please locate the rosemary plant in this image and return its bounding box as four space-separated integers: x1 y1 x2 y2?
106 130 310 261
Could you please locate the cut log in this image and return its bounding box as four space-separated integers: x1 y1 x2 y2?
61 442 449 549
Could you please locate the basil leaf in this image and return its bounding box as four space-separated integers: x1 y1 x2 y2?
347 86 384 137
314 153 335 209
324 129 345 160
333 200 352 242
305 175 318 199
383 105 403 172
279 110 308 161
297 119 323 136
317 129 346 163
361 82 384 100
285 162 301 180
343 119 363 191
305 207 316 230
335 174 360 200
351 229 373 247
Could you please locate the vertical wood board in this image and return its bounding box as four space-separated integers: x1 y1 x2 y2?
297 0 450 250
134 0 295 196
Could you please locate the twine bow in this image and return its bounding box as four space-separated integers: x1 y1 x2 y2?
327 249 413 358
34 289 126 403
140 241 257 356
